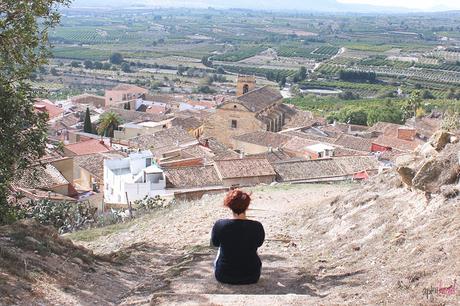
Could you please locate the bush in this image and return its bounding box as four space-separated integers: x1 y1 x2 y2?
24 200 97 234
109 52 124 65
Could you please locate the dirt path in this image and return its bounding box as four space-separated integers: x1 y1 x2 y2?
66 180 460 305
73 183 353 305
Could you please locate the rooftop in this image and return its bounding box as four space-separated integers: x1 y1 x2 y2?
214 158 276 179
14 164 69 190
34 99 64 120
334 134 373 152
273 156 379 182
235 86 283 113
165 165 222 189
110 84 148 92
64 139 112 156
233 131 292 148
74 152 125 180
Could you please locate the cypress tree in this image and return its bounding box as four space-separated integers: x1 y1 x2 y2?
83 107 92 133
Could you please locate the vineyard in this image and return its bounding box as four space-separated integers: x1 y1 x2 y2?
52 47 112 61
275 44 338 60
211 46 266 62
219 64 296 80
51 28 150 45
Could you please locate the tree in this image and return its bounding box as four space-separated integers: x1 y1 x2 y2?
83 107 92 133
337 107 368 125
121 62 131 73
441 109 460 132
367 102 404 126
298 66 307 81
279 76 287 88
110 52 124 65
97 111 122 137
402 90 422 121
93 61 103 69
0 0 69 224
102 62 112 70
84 60 93 69
70 61 81 68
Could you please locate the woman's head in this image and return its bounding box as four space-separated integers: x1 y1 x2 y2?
224 189 251 215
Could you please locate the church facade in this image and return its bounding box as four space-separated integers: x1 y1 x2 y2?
203 76 296 148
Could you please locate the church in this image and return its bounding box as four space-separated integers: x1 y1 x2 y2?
203 76 300 147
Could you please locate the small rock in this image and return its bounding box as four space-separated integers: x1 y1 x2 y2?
441 185 460 199
429 130 451 151
25 236 41 245
72 257 84 266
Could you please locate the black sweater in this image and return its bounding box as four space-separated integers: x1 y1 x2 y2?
211 219 265 284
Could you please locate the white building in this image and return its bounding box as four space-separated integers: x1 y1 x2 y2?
104 150 166 205
305 143 335 159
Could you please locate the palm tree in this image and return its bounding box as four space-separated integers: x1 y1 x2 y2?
97 111 122 138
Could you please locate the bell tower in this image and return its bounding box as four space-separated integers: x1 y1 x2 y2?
236 75 256 97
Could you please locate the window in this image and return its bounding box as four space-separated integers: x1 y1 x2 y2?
243 84 249 94
146 158 152 167
231 120 237 129
233 105 237 109
318 152 324 158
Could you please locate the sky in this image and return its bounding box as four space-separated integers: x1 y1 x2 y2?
338 0 460 10
72 0 460 12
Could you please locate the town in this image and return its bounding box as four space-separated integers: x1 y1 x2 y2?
11 74 439 211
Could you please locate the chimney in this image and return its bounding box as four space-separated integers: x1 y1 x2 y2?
397 127 416 141
239 151 244 159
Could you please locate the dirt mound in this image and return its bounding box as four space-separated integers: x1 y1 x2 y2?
0 219 174 305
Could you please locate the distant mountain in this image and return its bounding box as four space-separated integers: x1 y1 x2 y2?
70 0 417 13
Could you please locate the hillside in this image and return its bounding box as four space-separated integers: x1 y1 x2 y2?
1 147 460 305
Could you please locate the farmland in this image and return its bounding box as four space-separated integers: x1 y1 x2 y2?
37 7 460 116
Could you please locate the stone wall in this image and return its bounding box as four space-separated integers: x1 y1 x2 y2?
203 102 266 148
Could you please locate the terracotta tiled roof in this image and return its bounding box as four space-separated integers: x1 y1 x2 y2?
368 122 405 137
131 126 197 152
214 158 276 179
282 130 336 143
170 116 203 131
74 152 125 180
282 137 319 154
372 135 422 152
273 156 379 182
65 139 112 156
34 100 64 120
235 86 283 112
165 165 222 188
199 137 240 160
14 164 69 190
111 84 148 92
108 108 171 123
248 149 295 163
334 134 373 152
283 110 317 129
233 131 292 148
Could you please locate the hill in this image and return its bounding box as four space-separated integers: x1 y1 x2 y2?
1 142 459 305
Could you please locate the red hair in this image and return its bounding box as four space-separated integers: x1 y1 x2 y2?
224 189 251 215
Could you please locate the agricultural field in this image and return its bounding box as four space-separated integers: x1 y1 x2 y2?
39 6 460 111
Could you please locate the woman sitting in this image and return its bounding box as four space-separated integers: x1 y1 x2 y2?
211 189 265 285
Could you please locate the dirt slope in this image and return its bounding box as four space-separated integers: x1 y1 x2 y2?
1 179 459 305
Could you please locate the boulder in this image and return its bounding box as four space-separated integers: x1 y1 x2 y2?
419 142 438 159
397 166 416 187
429 130 451 151
412 143 460 193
